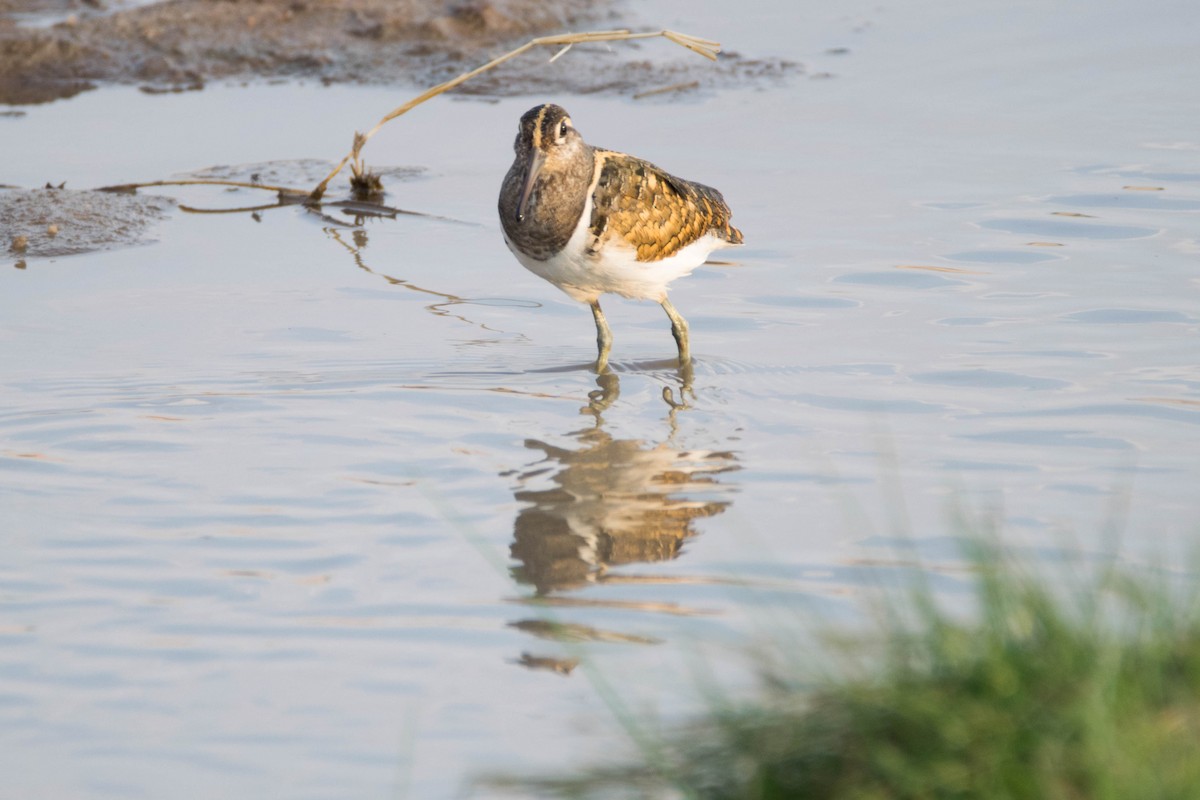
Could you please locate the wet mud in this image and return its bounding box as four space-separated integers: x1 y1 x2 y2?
0 0 796 105
0 158 434 265
1 185 173 263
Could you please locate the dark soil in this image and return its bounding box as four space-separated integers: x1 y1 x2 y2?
0 0 797 105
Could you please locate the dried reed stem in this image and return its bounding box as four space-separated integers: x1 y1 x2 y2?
308 28 721 201
633 80 701 100
98 179 308 198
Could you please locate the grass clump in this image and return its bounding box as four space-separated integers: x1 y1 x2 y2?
520 541 1200 799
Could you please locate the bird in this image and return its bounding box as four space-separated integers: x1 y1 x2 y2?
498 103 743 371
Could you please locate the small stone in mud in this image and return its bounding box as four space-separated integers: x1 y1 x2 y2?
47 223 59 236
11 234 28 253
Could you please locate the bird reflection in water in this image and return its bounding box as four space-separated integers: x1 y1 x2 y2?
507 367 738 672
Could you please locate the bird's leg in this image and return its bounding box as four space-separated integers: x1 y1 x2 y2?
661 298 690 365
590 300 613 371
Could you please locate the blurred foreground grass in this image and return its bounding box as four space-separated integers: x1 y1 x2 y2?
500 540 1200 799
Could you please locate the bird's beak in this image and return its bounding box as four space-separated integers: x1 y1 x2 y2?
515 149 546 223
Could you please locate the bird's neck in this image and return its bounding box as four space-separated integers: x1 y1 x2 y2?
503 145 595 260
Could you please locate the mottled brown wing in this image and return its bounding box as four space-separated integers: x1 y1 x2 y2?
587 151 743 262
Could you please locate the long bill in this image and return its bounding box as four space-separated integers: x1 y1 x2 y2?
515 149 546 223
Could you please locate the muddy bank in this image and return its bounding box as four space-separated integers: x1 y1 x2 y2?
2 185 172 264
0 0 796 105
0 157 434 265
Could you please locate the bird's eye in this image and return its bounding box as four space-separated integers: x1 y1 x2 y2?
558 121 569 139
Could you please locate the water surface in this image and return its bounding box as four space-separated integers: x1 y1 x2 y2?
2 0 1199 796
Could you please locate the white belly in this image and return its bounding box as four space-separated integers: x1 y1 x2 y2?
503 192 733 304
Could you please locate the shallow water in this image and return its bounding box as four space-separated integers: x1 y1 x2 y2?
3 0 1199 796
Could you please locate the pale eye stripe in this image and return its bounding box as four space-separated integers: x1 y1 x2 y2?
532 105 550 149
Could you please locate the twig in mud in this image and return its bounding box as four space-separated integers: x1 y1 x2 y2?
179 201 290 215
325 199 477 225
309 28 723 202
304 205 359 228
96 178 308 200
633 80 701 100
95 178 472 225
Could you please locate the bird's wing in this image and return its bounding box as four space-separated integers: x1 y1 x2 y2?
587 150 743 263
